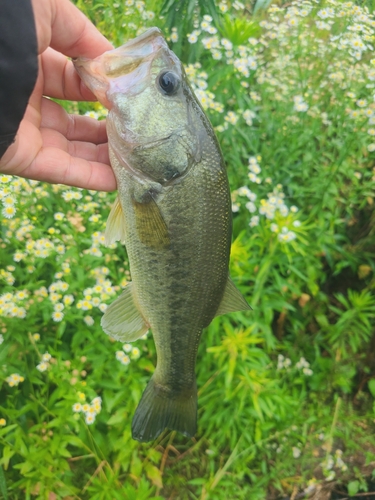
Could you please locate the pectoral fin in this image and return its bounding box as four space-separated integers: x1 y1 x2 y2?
105 196 126 246
101 282 149 341
215 276 251 317
132 195 170 249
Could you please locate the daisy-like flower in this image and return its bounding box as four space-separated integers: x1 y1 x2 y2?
249 215 260 227
72 403 82 412
85 414 95 425
54 303 64 312
92 397 102 412
63 295 74 306
188 32 200 44
3 195 15 206
120 355 130 365
2 205 16 219
123 344 132 353
6 373 25 387
84 316 94 326
36 362 48 372
116 350 125 360
52 311 64 322
131 347 141 359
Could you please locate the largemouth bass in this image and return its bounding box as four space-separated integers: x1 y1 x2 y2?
74 28 250 442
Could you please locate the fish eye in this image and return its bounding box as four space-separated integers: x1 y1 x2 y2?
157 71 180 96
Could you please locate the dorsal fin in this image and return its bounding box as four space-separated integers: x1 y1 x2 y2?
215 276 251 317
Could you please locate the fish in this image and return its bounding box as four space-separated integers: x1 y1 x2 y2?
73 28 250 442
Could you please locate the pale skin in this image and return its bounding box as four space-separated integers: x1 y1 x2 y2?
0 0 117 191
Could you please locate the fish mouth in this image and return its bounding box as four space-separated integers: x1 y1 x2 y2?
73 28 169 108
77 28 164 77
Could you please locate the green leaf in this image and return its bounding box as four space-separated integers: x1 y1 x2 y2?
348 480 360 496
368 379 375 398
107 410 126 426
0 446 14 470
145 464 163 489
0 464 8 500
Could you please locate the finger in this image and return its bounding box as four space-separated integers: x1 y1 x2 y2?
40 127 110 166
25 147 116 191
41 49 98 101
40 98 108 144
51 0 113 58
0 116 116 192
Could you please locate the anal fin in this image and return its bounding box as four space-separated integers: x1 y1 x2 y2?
101 282 149 342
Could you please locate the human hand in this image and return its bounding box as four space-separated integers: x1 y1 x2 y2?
0 0 116 191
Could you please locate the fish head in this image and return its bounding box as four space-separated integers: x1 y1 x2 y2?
74 28 203 185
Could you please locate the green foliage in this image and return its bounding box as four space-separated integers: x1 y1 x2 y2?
1 0 375 498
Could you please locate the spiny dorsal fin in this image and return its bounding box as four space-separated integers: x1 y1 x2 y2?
215 276 251 317
132 195 170 250
105 195 126 246
101 282 149 342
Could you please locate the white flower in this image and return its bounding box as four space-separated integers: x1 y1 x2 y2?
294 102 308 112
52 311 64 322
120 355 130 365
296 357 308 369
2 206 16 219
249 215 259 227
188 32 199 44
85 414 95 425
245 201 257 213
356 99 367 107
131 347 140 359
84 316 94 326
292 447 301 458
317 8 334 19
303 367 313 376
37 362 48 372
221 38 233 50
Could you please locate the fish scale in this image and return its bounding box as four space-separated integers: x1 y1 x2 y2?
74 27 250 442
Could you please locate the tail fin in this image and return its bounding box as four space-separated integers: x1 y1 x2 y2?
131 377 197 442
